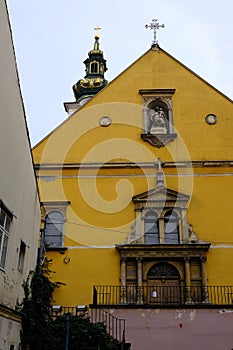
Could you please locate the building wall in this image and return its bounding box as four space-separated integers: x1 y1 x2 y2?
33 46 233 307
33 38 233 349
112 308 233 350
0 0 41 348
0 307 22 350
35 164 233 307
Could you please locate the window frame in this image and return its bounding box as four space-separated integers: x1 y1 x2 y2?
0 202 13 270
142 208 180 245
44 210 65 247
18 240 26 272
144 211 159 244
90 61 99 74
41 201 70 249
164 210 180 244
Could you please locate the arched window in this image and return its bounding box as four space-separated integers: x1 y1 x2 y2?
164 210 179 244
44 211 64 246
147 263 181 303
144 211 159 244
91 62 98 73
147 262 180 278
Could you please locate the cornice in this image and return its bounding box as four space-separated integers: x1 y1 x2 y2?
0 304 22 323
35 160 233 171
115 243 211 258
139 89 176 95
41 201 70 206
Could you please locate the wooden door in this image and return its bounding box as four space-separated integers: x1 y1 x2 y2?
147 278 181 304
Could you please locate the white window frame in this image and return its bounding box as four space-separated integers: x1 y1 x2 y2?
44 210 65 247
0 205 12 270
41 201 70 248
142 208 181 245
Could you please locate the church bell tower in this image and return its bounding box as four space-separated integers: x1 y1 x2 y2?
64 28 108 115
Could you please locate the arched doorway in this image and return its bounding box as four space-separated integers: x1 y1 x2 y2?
146 263 181 304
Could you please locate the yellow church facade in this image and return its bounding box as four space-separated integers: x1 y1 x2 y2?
33 35 233 349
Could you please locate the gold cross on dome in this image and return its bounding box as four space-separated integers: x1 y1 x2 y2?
145 19 165 45
94 26 101 38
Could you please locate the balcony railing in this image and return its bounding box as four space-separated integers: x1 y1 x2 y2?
90 308 126 343
92 285 233 307
50 306 129 347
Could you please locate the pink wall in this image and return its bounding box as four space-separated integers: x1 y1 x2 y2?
112 308 233 350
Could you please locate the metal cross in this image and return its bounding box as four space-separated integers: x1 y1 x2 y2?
145 19 165 45
94 26 101 37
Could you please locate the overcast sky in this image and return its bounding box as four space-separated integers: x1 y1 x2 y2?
7 0 233 146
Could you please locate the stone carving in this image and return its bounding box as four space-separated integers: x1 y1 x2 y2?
188 224 199 243
140 95 177 147
141 133 177 148
125 224 136 244
149 107 167 134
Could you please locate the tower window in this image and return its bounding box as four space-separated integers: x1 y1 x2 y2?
91 62 98 73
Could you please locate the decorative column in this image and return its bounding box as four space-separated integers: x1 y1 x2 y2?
120 257 127 303
181 212 189 242
201 256 209 303
159 218 165 243
184 257 192 303
142 105 148 133
137 258 143 303
135 208 143 243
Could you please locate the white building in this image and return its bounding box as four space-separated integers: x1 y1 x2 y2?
0 1 41 349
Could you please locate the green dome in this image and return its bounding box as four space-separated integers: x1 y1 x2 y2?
73 35 108 102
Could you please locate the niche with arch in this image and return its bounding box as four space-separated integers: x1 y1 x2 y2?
140 89 177 147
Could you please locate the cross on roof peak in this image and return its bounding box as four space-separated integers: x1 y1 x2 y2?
145 19 165 45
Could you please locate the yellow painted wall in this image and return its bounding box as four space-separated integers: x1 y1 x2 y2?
33 46 233 306
34 48 233 164
49 248 120 306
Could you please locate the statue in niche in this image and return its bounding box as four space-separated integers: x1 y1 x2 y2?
149 106 167 134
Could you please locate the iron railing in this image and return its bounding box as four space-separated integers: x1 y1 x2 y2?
93 285 233 307
50 306 127 345
90 308 126 343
